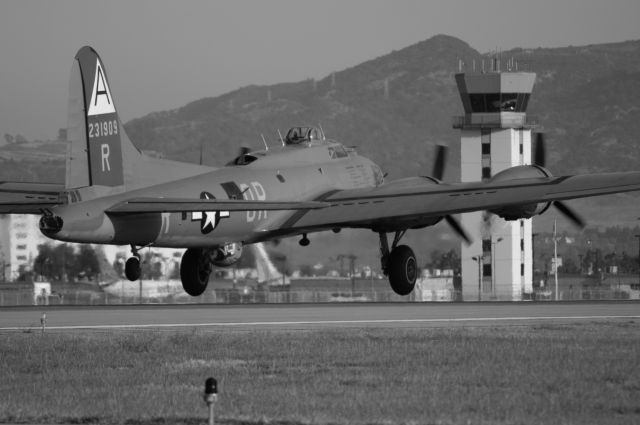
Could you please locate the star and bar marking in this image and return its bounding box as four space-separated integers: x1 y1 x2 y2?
191 191 230 234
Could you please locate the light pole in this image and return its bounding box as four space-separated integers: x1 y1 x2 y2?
472 255 483 301
553 219 559 301
491 237 503 299
635 234 640 285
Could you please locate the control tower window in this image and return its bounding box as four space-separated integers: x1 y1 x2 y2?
485 93 500 112
468 93 529 113
470 94 485 112
500 93 518 111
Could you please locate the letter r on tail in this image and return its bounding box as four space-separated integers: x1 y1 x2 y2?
101 143 111 172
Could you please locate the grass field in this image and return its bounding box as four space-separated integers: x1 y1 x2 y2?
1 322 639 424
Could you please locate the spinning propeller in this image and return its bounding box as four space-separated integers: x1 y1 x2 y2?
432 145 473 245
533 133 585 228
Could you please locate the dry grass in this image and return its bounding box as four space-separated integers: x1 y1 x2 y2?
1 322 639 424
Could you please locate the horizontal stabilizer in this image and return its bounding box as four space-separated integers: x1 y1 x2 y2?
0 182 64 213
106 197 329 214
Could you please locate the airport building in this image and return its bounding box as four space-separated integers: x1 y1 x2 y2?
453 66 537 300
0 214 46 281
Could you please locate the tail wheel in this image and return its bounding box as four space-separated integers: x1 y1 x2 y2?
388 245 418 296
124 257 141 281
180 248 210 296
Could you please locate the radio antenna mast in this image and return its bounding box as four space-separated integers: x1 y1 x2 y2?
318 123 326 140
278 129 285 146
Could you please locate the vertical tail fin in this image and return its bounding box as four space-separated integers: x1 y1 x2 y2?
67 46 133 192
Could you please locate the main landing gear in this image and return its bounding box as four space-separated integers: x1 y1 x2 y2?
379 230 418 296
124 245 142 281
180 248 214 296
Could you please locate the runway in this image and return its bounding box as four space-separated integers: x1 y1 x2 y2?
1 301 639 332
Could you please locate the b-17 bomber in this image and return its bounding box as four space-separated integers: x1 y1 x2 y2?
3 46 640 297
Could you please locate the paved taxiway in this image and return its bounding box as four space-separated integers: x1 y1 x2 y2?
1 301 639 331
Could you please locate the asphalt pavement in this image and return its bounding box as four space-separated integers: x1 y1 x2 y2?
1 301 639 332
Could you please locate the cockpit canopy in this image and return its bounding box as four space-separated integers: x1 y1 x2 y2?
284 126 323 145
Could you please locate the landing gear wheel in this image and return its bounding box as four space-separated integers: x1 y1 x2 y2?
124 257 141 281
388 245 417 296
180 248 210 296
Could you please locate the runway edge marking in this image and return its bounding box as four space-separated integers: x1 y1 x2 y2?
0 315 639 331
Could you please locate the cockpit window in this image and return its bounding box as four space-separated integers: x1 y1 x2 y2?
284 126 323 145
328 145 348 159
227 154 258 166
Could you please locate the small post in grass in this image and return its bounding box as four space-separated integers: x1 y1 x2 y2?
203 377 218 425
40 312 46 334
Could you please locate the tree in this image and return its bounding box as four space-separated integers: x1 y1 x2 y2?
427 249 461 273
270 252 289 275
76 245 101 280
560 257 579 274
3 134 13 144
299 264 313 277
140 251 164 280
34 243 75 281
33 244 56 279
33 243 103 281
113 254 125 278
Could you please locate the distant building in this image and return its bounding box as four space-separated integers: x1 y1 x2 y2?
0 214 47 281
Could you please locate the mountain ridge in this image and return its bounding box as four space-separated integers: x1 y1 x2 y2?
124 34 640 182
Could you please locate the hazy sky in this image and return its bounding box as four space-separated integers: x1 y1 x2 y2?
1 0 639 140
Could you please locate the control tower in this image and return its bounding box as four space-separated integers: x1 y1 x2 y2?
453 67 537 301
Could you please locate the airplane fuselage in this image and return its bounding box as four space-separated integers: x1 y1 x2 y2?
47 141 383 248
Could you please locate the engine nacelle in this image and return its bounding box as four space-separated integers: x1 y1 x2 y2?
39 215 63 236
212 242 243 267
490 202 551 220
488 165 552 220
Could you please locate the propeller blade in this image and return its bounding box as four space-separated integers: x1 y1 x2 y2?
432 145 447 180
534 132 546 168
553 201 585 229
445 215 473 245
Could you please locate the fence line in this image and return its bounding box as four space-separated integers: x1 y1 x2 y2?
1 286 637 307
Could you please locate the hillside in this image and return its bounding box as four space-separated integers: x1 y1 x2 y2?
124 35 640 179
6 35 639 183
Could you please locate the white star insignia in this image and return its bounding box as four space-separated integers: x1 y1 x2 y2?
191 192 230 234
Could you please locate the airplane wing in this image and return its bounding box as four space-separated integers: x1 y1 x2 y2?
0 182 64 213
105 197 329 214
264 171 640 234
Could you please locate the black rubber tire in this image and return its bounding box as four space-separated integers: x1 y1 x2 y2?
388 245 418 296
124 257 141 281
180 248 210 296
